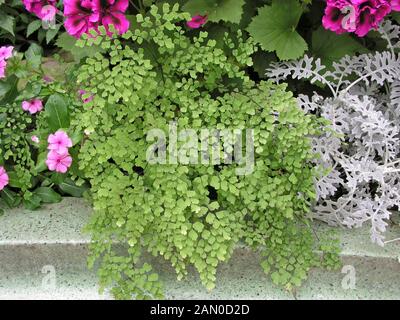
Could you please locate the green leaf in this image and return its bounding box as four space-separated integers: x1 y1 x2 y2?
289 173 298 184
45 94 70 131
27 20 42 37
311 27 366 67
188 229 198 241
69 131 83 146
46 24 61 44
252 50 276 79
56 32 104 62
1 188 21 208
0 13 15 36
7 171 24 188
193 222 204 233
183 0 245 24
392 12 400 24
247 0 307 60
51 173 66 185
33 187 62 203
23 194 42 210
59 179 89 197
148 273 159 282
0 75 18 105
35 151 48 173
25 43 43 69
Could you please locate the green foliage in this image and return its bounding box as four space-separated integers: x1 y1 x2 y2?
0 0 63 49
74 4 340 299
311 27 366 67
55 32 106 63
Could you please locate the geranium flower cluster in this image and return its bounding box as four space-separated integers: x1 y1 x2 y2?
323 0 400 37
0 46 13 79
22 0 57 21
45 131 73 173
64 0 130 38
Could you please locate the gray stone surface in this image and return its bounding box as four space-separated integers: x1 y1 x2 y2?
0 198 91 244
0 198 399 300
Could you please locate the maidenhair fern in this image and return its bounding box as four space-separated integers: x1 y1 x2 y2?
73 4 339 299
267 20 400 246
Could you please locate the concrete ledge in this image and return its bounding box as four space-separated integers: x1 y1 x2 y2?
0 198 399 300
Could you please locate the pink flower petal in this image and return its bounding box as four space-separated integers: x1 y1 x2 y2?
0 46 13 60
0 166 9 190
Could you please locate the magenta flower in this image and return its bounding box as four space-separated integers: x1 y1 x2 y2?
0 46 13 60
64 0 129 38
0 60 6 79
322 0 392 37
46 150 73 173
43 75 54 83
78 89 94 103
31 135 40 144
0 166 9 191
47 130 73 154
64 0 101 38
22 99 43 114
187 15 208 29
22 0 57 20
390 0 400 10
100 0 130 35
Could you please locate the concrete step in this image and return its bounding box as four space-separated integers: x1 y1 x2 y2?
0 198 399 300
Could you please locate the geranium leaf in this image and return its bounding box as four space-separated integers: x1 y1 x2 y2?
247 0 307 60
312 27 366 67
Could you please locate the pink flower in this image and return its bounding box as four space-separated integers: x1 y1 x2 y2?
31 135 40 143
322 0 392 37
22 99 43 114
64 0 129 38
78 89 94 103
187 15 208 29
0 46 13 60
45 150 73 173
0 60 6 79
47 130 73 154
22 0 57 20
390 0 400 10
43 75 54 83
0 166 9 191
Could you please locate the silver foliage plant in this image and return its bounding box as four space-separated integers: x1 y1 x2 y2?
266 21 400 246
